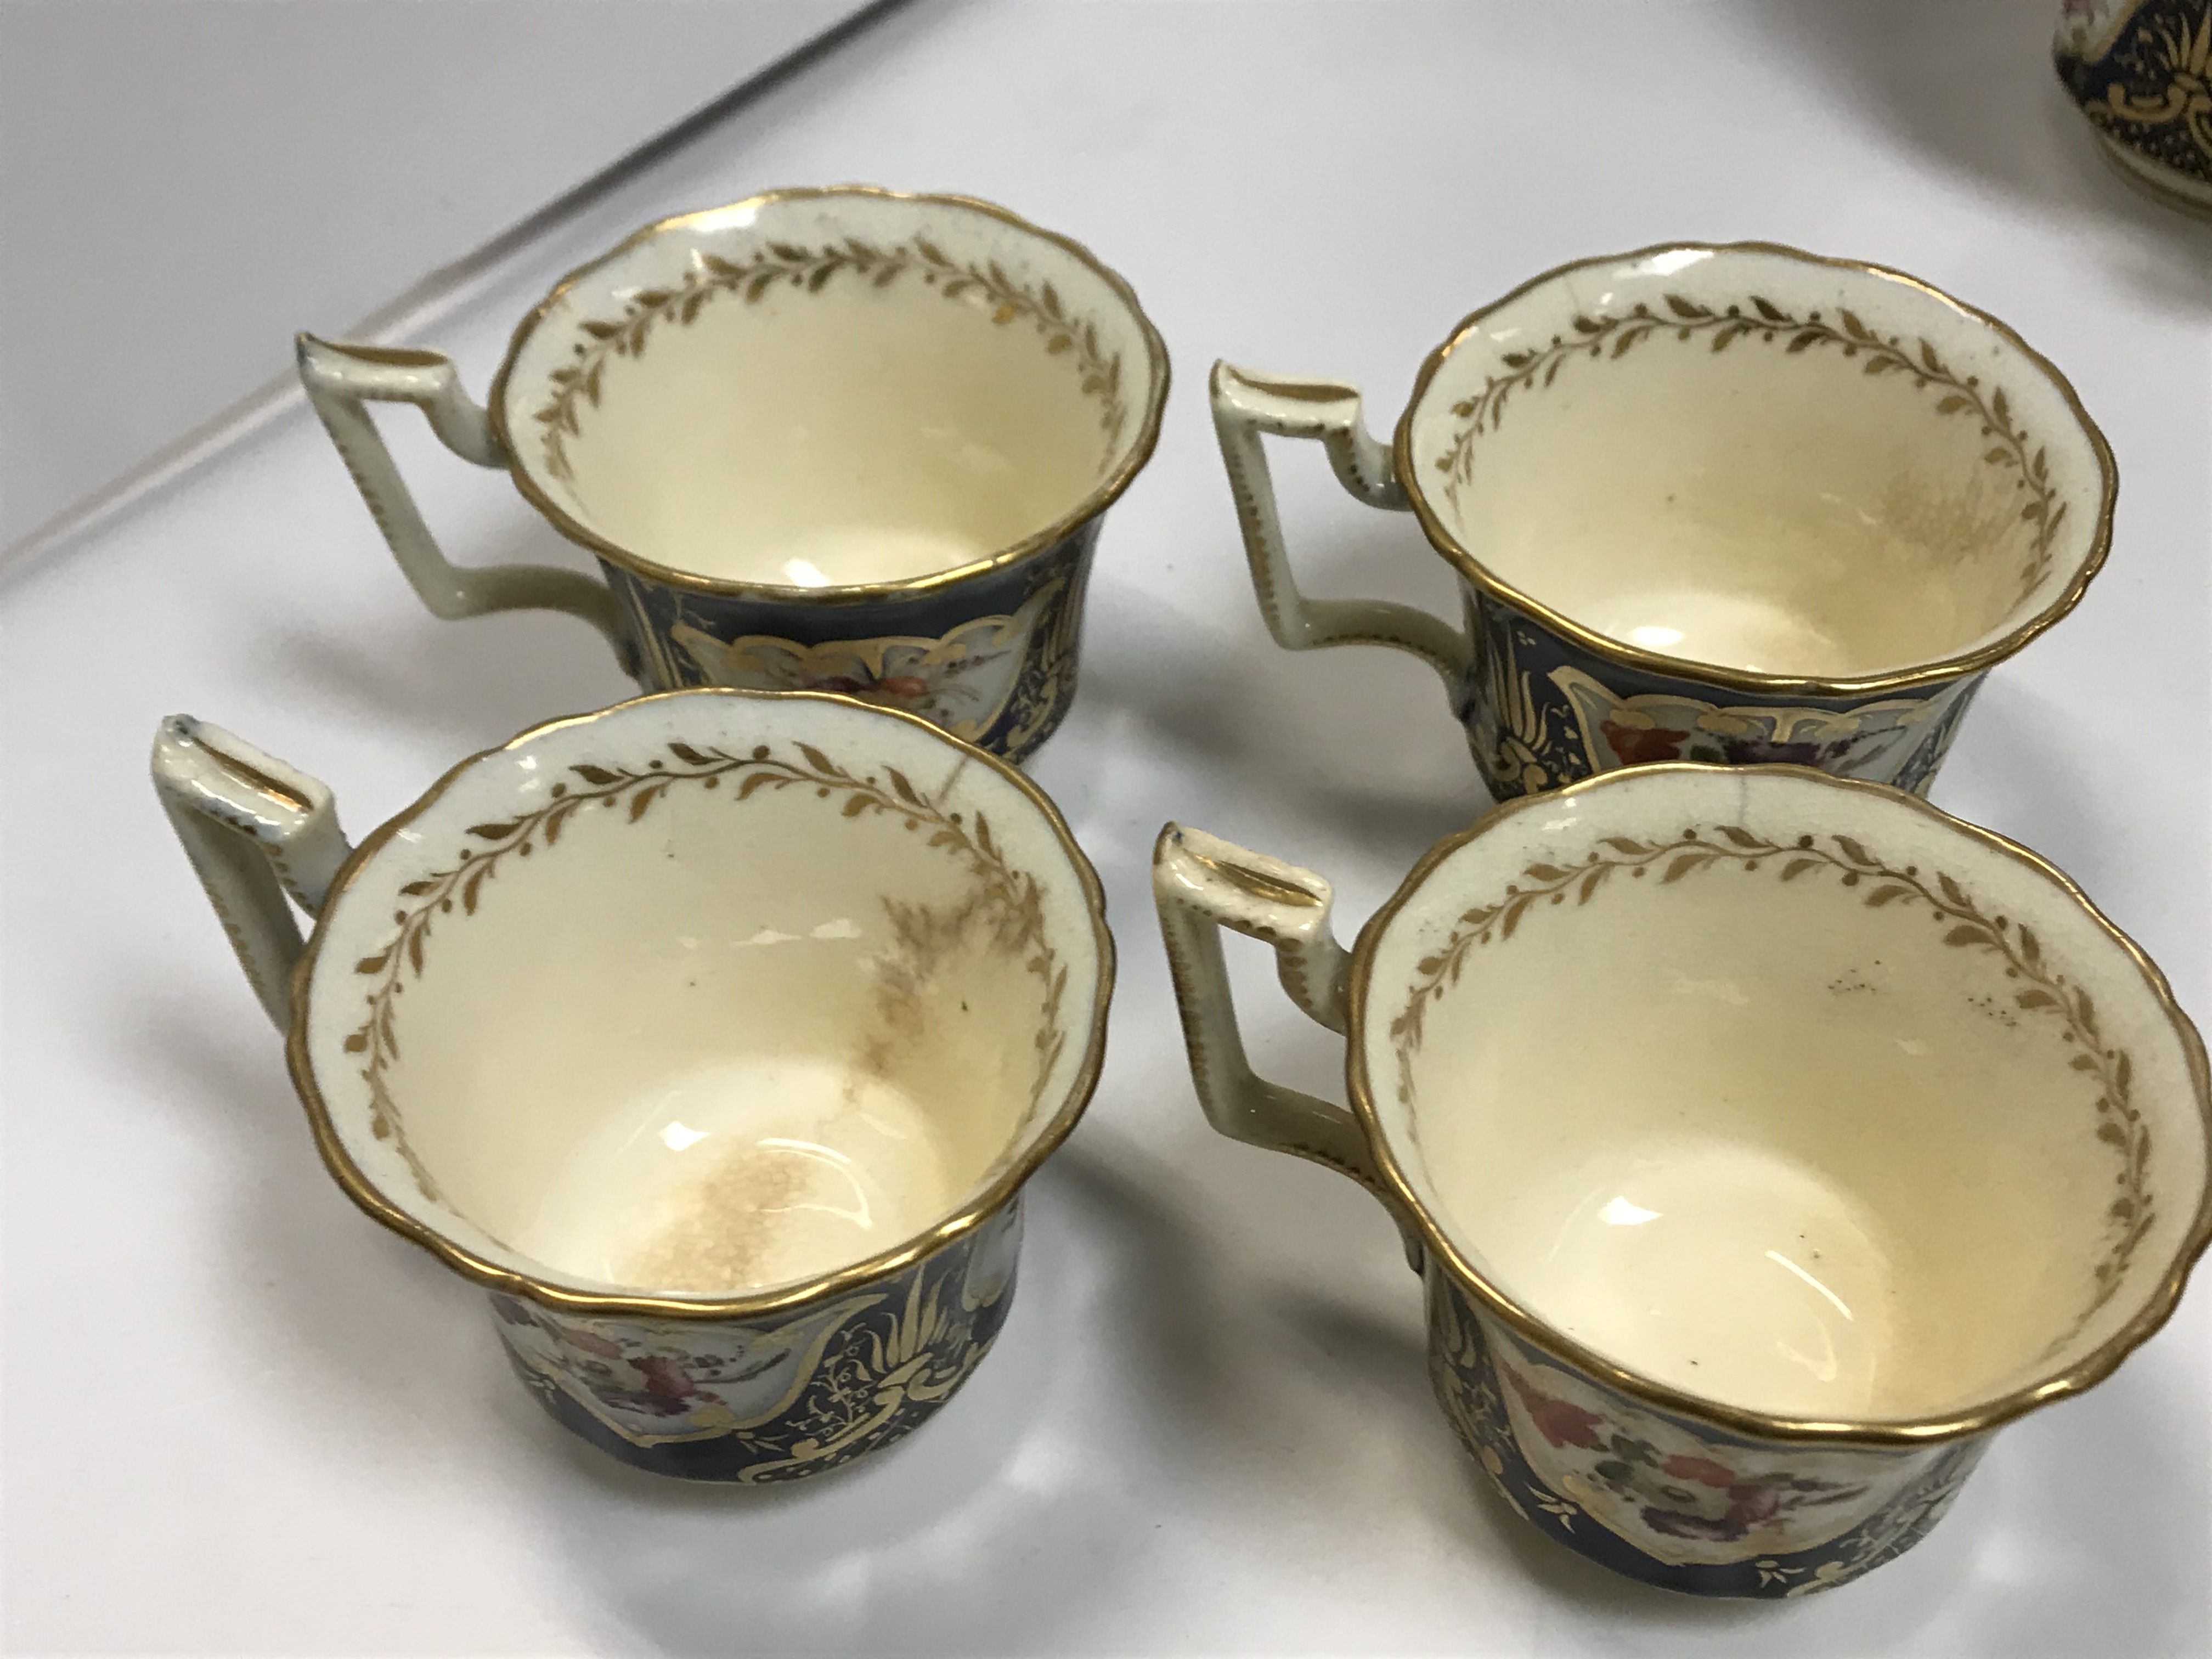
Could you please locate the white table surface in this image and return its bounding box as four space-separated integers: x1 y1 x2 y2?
4 2 2208 1654
0 0 874 550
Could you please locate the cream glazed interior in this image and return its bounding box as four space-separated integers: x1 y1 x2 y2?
1358 765 2210 1426
492 187 1168 590
1398 244 2114 684
294 691 1109 1303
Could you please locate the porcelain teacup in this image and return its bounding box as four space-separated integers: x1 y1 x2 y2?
153 689 1111 1480
1212 242 2114 799
300 186 1170 763
1154 764 2209 1595
2054 0 2212 218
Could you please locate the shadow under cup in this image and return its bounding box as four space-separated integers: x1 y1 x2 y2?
1356 767 2211 1590
292 692 1111 1480
490 188 1170 761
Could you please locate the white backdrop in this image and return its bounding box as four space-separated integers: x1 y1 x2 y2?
0 0 873 547
4 2 2207 1654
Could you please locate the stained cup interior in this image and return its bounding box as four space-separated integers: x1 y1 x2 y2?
1359 766 2207 1425
498 190 1165 589
1401 246 2111 681
298 693 1107 1301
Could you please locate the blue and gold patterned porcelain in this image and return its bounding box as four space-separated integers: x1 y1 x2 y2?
151 689 1112 1480
608 516 1097 765
2055 0 2212 217
300 186 1170 764
490 1201 1024 1481
1155 764 2211 1595
1212 243 2114 800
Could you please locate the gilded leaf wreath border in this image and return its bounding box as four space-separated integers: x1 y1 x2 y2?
340 741 1071 1203
1431 295 2068 603
1386 827 2152 1321
532 236 1129 482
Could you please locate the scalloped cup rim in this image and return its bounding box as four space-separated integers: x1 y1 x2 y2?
1346 761 2212 1447
483 183 1172 603
284 687 1115 1322
1392 239 2119 699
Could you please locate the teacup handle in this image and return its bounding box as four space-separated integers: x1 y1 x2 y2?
1153 823 1423 1267
295 334 631 665
1210 360 1472 691
151 715 354 1030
